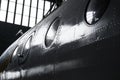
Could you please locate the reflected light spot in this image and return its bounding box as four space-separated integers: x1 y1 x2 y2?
12 46 19 57
25 37 31 50
0 71 21 80
86 11 96 24
47 29 56 40
58 23 94 45
32 28 47 46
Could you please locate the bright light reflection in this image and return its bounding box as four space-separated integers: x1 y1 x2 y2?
12 46 19 57
47 28 56 40
32 27 47 46
25 38 31 50
0 65 54 79
25 64 53 77
0 71 20 80
0 59 85 79
58 23 94 45
86 11 96 24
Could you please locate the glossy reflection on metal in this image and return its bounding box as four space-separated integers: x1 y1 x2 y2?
86 0 110 24
0 71 21 80
45 17 60 47
18 32 35 64
0 59 85 79
58 22 94 45
0 64 54 79
32 27 46 47
12 46 19 58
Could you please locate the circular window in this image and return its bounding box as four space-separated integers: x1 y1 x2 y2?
85 0 110 24
18 36 32 64
45 17 60 47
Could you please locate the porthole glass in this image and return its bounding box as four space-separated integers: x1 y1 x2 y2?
12 46 19 57
45 17 60 47
24 37 31 52
18 36 32 64
85 0 110 24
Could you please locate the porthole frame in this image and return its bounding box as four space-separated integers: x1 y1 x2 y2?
45 17 61 48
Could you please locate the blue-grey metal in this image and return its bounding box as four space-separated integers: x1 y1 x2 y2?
0 0 120 80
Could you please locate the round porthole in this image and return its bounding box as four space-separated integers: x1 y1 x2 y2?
45 17 60 47
18 36 32 64
18 32 35 64
85 0 110 24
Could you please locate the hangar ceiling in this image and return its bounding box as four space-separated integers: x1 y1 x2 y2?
0 0 50 27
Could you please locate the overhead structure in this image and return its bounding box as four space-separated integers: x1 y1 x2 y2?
0 0 1 7
43 0 63 18
45 0 63 6
0 0 53 27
